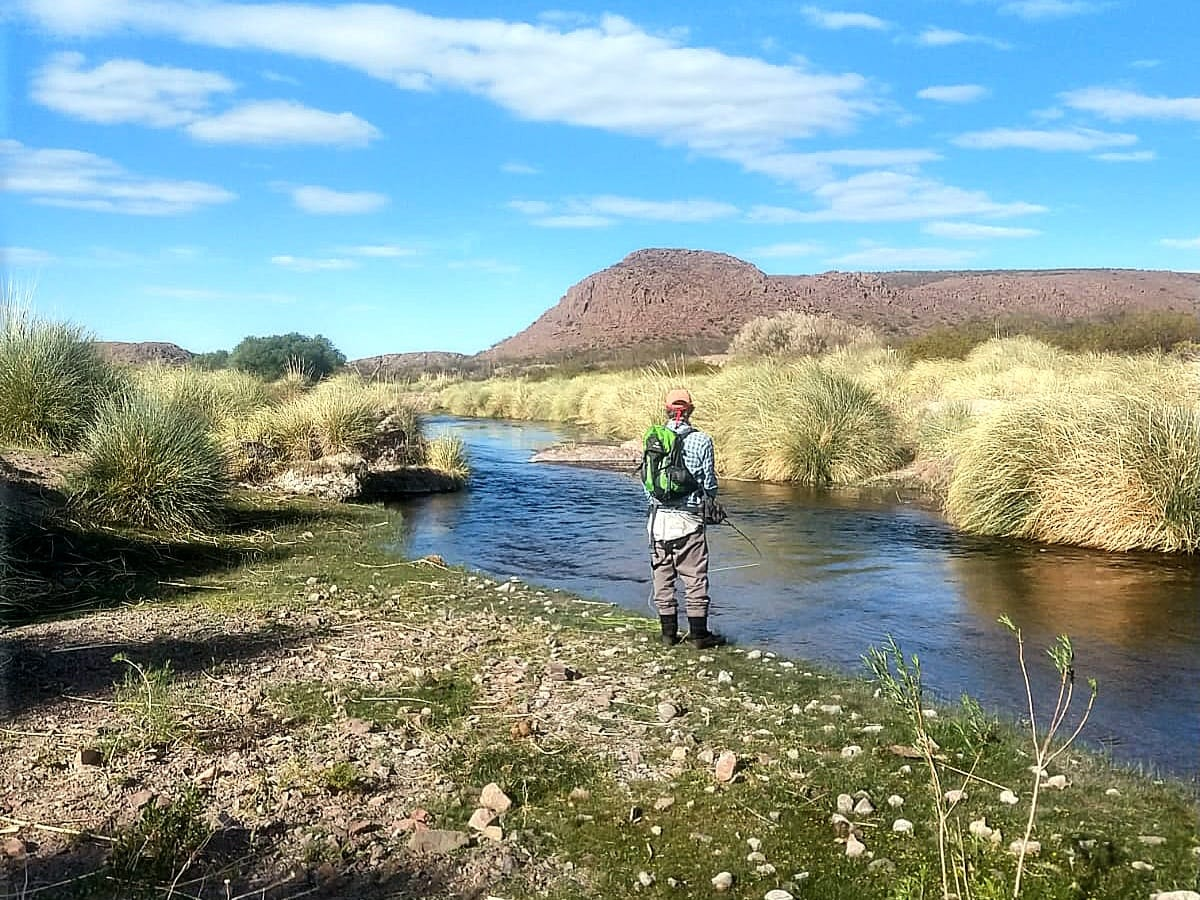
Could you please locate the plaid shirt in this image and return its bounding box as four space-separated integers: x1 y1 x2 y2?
647 419 718 509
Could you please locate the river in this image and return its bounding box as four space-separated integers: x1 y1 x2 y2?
392 417 1200 776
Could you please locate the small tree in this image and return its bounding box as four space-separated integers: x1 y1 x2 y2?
190 349 230 371
229 333 345 381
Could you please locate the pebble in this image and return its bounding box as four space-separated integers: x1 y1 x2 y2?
1137 835 1166 846
764 891 794 900
786 748 800 761
653 797 675 812
837 793 854 815
830 813 852 838
1151 892 1200 900
841 745 863 759
1130 861 1154 872
944 789 968 804
698 749 715 765
747 851 767 863
715 750 738 783
1044 774 1068 790
717 670 733 685
968 818 993 839
1009 839 1041 856
756 863 776 876
568 787 590 802
480 783 513 814
1105 787 1122 797
887 794 904 808
638 871 655 887
860 724 884 734
893 819 913 835
467 808 496 831
868 858 896 875
711 871 734 892
999 789 1019 805
747 837 762 852
671 746 688 762
746 650 762 660
820 704 843 715
853 797 875 815
657 702 679 723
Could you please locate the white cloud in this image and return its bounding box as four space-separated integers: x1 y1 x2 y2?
1060 87 1200 121
725 147 941 187
748 242 824 258
953 126 1137 151
1161 236 1200 250
270 255 358 271
32 52 235 126
999 1 1100 20
288 185 389 215
17 2 877 177
1129 59 1161 69
533 215 613 229
187 100 380 145
747 205 806 224
829 246 979 268
917 84 988 104
1093 150 1156 162
501 161 539 174
262 69 301 85
1 246 56 267
583 195 738 222
508 200 553 215
342 244 420 258
800 7 890 30
922 221 1041 239
801 171 1044 222
916 28 1009 49
1 139 235 215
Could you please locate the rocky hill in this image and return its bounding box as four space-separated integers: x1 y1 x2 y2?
486 249 1200 359
95 341 193 365
349 351 472 378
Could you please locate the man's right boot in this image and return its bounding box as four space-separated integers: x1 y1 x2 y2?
687 616 726 649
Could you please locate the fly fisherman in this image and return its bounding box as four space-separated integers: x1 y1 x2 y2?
646 388 725 649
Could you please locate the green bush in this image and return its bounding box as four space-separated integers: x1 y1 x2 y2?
0 306 122 450
229 332 345 381
190 349 230 371
71 393 230 531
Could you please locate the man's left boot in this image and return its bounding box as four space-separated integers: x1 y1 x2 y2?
686 616 727 649
659 615 681 647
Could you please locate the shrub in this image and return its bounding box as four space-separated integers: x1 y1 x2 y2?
946 395 1200 552
71 393 229 531
423 434 470 482
729 311 877 359
0 305 122 451
248 381 378 463
135 365 270 430
229 332 345 381
190 349 230 371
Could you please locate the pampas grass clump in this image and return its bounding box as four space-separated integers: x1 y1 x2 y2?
423 434 470 482
72 393 229 530
136 365 270 429
0 305 122 451
729 311 877 359
947 396 1200 552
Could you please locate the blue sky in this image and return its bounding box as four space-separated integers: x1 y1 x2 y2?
3 0 1199 357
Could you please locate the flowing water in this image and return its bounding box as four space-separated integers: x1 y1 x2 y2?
392 417 1200 776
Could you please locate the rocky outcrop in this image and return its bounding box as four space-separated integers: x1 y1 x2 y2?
485 249 1200 359
349 351 471 378
95 341 193 366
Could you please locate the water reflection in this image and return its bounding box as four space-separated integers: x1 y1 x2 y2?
394 417 1200 774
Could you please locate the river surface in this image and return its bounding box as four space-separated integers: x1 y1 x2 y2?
392 417 1200 776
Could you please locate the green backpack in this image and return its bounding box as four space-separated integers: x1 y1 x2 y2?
640 424 698 502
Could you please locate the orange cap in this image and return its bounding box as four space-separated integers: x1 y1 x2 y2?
665 388 693 410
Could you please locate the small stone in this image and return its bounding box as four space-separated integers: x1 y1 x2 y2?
764 891 794 900
653 797 675 812
544 661 581 681
836 793 854 815
481 825 503 842
1044 774 1068 790
1151 892 1200 900
480 783 513 814
830 813 852 838
710 871 734 891
650 825 662 836
343 718 375 736
129 789 156 809
569 787 590 802
468 808 497 831
999 789 1019 805
841 745 863 759
845 832 867 858
657 702 679 723
715 750 738 783
853 797 875 815
717 670 733 685
670 746 688 762
747 851 766 863
944 789 968 804
698 749 715 765
747 837 762 852
787 748 800 761
755 863 776 876
408 829 470 855
2 838 27 860
893 818 913 835
637 871 654 887
1009 839 1040 857
1105 787 1121 797
820 704 843 715
1130 860 1154 872
868 858 896 874
969 818 993 839
746 650 762 660
1137 835 1167 846
887 794 904 808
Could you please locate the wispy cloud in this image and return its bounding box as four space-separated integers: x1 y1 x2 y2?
746 205 806 224
270 255 358 271
801 171 1044 222
511 194 739 226
287 185 390 215
1 246 56 267
800 7 890 30
18 3 879 180
341 244 420 258
999 1 1101 21
1129 59 1161 69
1060 87 1200 121
922 221 1041 239
32 52 235 127
917 84 989 104
747 242 825 258
953 126 1137 151
1 139 235 215
1092 150 1156 162
508 200 553 216
1161 236 1200 250
501 161 540 175
829 245 979 268
916 28 1010 49
187 100 380 145
532 215 613 229
262 69 301 85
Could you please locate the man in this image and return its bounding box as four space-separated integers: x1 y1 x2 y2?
647 388 725 649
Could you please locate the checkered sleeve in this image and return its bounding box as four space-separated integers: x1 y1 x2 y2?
683 431 718 498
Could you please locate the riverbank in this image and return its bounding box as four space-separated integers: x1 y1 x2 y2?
2 495 1197 899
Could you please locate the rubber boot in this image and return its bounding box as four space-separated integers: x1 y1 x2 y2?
660 615 681 647
687 616 726 649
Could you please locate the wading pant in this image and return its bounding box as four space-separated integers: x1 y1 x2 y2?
651 527 710 618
